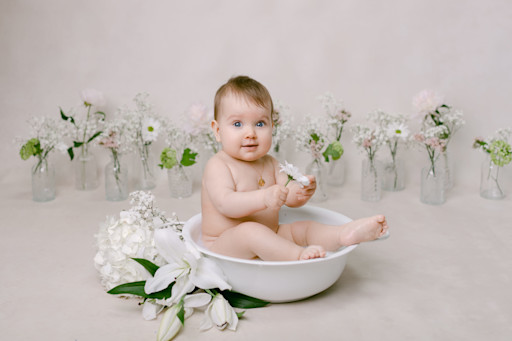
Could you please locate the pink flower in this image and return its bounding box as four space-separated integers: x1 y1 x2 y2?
412 90 444 117
183 103 212 136
414 133 425 142
362 138 372 148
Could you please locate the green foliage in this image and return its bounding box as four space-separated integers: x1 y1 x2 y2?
19 138 42 160
180 148 197 167
132 258 160 277
220 290 270 309
159 147 178 169
107 280 174 300
490 140 512 166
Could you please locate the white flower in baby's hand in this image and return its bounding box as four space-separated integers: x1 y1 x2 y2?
279 161 310 187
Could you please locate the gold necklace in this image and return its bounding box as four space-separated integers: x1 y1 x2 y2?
257 160 265 187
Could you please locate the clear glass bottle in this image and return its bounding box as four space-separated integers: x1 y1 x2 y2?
32 158 56 202
381 157 405 191
326 157 345 187
105 153 129 201
168 166 193 199
306 158 328 202
420 162 446 205
75 152 98 190
480 155 505 200
361 158 381 201
138 144 156 190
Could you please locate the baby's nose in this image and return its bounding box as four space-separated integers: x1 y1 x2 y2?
244 126 256 138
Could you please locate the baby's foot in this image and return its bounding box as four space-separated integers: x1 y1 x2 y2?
299 245 326 260
339 215 389 246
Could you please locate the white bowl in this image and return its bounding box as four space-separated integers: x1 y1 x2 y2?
182 205 358 303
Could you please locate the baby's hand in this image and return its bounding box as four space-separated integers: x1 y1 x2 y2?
296 175 316 201
264 185 289 210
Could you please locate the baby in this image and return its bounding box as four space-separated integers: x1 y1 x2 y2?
201 75 389 261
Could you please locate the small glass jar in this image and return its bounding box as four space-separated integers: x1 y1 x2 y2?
137 144 157 190
480 155 505 200
326 157 345 187
105 153 129 201
32 158 56 202
75 152 98 190
168 166 193 199
381 157 405 191
361 158 381 201
306 158 328 202
420 164 446 205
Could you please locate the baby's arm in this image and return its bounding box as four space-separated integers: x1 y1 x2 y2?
273 158 316 207
203 157 288 218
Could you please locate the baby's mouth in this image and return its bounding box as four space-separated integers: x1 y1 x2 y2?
242 144 258 148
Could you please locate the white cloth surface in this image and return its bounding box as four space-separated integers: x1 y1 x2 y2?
1 166 511 341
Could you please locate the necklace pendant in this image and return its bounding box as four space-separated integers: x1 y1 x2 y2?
258 177 265 187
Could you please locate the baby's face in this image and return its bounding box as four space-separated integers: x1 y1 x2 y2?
213 92 273 162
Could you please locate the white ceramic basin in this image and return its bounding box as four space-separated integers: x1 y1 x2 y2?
182 205 358 303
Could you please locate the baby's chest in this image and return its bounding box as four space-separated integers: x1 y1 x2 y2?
232 172 276 192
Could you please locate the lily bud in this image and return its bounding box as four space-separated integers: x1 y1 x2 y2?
203 294 238 331
157 305 183 341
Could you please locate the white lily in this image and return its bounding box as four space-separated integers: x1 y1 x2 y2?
144 228 231 304
156 304 182 341
200 293 238 331
279 161 310 187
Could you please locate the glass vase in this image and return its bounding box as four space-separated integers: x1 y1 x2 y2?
361 158 381 201
138 144 156 190
326 157 345 186
381 156 405 191
440 149 453 190
420 162 446 205
105 153 129 201
480 155 505 200
168 166 193 199
306 158 328 202
32 158 55 202
75 152 98 190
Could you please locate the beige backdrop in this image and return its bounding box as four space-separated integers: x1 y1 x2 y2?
2 0 512 187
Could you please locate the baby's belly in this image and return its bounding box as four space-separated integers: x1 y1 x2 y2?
202 209 280 241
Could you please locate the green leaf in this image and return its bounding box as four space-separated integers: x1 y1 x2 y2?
73 141 84 148
236 311 246 319
132 258 160 277
177 304 185 324
310 133 320 143
180 148 197 167
220 290 270 309
107 280 174 299
60 108 75 125
87 131 102 143
95 111 106 120
67 147 74 160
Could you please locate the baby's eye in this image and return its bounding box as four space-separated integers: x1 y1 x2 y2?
256 121 265 127
233 121 242 127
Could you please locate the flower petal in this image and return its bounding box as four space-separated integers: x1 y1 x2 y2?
190 257 231 291
184 293 212 308
142 300 164 321
145 263 183 294
169 276 195 304
157 305 182 341
153 228 187 265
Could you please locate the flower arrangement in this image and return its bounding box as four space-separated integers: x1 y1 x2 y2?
99 116 135 199
60 88 106 160
94 191 175 291
351 123 386 165
160 123 198 170
473 128 512 198
368 109 410 190
412 89 465 147
98 191 269 340
295 116 329 162
121 93 162 189
271 100 293 155
318 92 351 162
18 116 68 172
473 128 512 167
413 125 449 176
182 103 219 153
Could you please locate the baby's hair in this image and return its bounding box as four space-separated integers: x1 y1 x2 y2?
214 75 274 120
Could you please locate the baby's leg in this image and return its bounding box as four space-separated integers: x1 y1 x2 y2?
278 215 389 251
208 221 325 261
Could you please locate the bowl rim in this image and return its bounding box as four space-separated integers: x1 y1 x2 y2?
182 205 358 266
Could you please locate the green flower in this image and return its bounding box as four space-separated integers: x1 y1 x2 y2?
19 138 42 160
159 147 178 169
322 141 344 162
490 140 512 167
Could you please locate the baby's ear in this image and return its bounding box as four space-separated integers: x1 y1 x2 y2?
211 120 221 142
